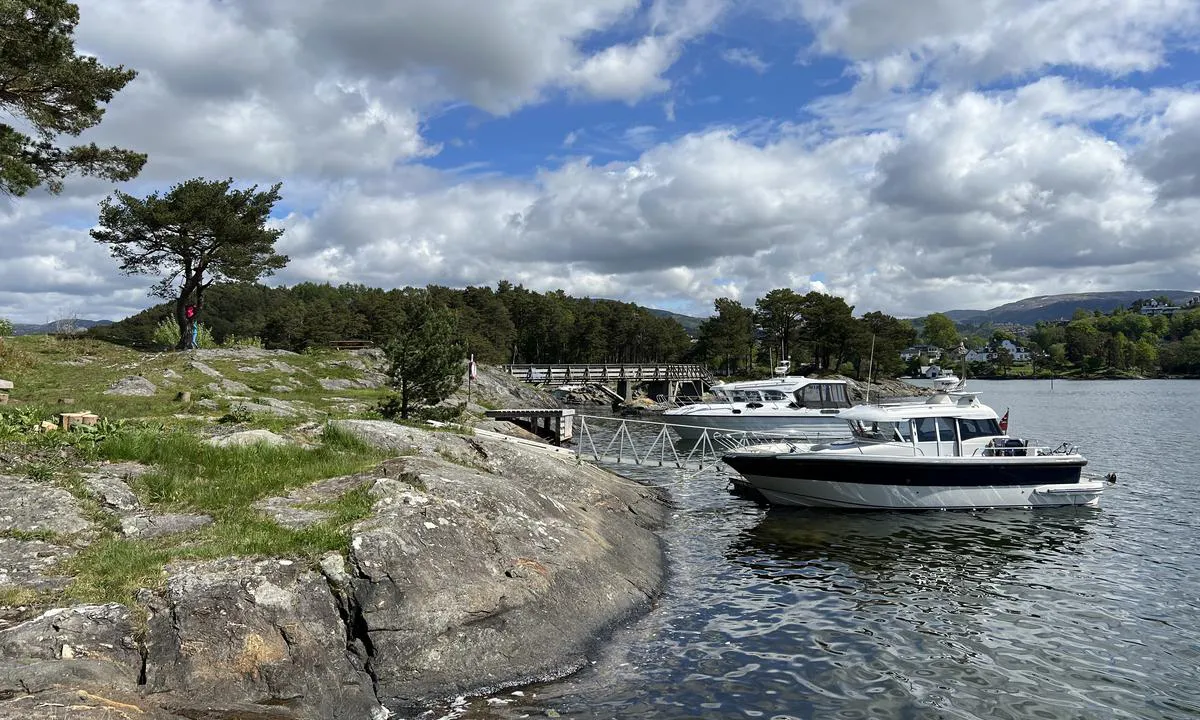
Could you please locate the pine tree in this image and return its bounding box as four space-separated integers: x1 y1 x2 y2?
0 0 145 194
384 293 464 419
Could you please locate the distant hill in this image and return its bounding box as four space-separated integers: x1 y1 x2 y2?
646 308 705 336
11 319 113 336
942 291 1200 326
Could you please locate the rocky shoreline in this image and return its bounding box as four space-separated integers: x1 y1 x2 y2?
0 352 670 720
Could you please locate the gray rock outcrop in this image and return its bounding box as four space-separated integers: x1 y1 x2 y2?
0 538 77 591
103 376 157 397
331 421 668 712
188 360 224 378
206 429 290 448
0 604 145 717
120 513 212 538
141 557 385 720
0 475 91 536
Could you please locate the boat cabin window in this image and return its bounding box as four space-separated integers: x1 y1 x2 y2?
915 417 937 442
762 390 788 401
794 383 852 410
958 418 1001 439
915 417 957 442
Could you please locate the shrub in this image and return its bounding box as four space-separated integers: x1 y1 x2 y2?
221 335 264 349
151 317 216 349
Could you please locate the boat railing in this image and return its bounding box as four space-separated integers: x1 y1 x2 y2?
970 440 1080 457
654 394 712 409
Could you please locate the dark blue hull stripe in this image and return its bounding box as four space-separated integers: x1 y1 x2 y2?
722 455 1086 487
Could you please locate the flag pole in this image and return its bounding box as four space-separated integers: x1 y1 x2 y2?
468 354 476 404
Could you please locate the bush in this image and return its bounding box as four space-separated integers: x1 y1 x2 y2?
415 403 466 423
151 317 215 349
221 335 264 349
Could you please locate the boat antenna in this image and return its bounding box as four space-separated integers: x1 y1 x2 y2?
865 334 876 403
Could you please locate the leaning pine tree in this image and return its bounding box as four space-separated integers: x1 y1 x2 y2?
90 178 287 349
384 293 464 419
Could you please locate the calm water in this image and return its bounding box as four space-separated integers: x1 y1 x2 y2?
436 380 1200 720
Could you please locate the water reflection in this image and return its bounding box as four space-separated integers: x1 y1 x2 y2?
733 507 1100 580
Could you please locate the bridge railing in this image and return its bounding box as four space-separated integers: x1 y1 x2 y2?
503 363 713 385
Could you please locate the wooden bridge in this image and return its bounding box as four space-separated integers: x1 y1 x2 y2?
501 363 714 401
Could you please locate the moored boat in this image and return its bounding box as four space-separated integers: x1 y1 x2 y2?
721 392 1104 510
664 376 853 441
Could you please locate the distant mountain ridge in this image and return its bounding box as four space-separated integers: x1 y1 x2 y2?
11 319 113 336
645 307 704 335
942 291 1200 326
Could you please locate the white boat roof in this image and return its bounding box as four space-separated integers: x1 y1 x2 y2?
840 392 999 422
711 376 847 391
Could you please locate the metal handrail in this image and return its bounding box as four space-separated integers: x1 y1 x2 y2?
573 414 815 469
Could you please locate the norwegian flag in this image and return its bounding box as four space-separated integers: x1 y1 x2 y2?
999 409 1009 434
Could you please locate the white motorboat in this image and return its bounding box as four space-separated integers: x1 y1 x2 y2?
722 392 1104 510
663 376 853 441
932 372 963 391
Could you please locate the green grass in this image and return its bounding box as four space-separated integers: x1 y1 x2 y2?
0 586 46 608
0 528 60 542
52 423 392 607
98 423 385 515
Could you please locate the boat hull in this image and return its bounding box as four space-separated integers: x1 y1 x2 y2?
665 413 848 441
722 454 1100 509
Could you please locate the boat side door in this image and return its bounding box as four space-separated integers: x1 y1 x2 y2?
913 416 956 456
934 417 957 457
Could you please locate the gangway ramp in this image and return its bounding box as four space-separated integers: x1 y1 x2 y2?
572 414 808 471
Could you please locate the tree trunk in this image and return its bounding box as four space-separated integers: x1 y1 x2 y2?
175 294 191 351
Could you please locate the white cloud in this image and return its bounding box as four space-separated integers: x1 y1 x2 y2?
570 35 678 103
721 47 770 73
791 0 1200 91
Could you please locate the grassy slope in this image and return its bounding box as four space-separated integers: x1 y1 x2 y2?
0 336 397 608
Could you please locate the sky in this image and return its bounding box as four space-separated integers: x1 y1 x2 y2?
3 0 1200 324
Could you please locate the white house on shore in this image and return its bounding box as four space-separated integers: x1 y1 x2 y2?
1139 299 1182 316
965 339 1031 363
900 344 943 362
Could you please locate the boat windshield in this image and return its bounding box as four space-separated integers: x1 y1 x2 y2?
794 383 852 410
959 417 1002 439
854 420 912 442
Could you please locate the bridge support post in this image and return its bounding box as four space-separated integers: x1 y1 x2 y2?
616 380 634 402
644 380 672 402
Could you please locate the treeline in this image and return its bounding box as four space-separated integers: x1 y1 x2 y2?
692 289 916 378
92 281 692 364
1025 303 1200 375
93 282 921 378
